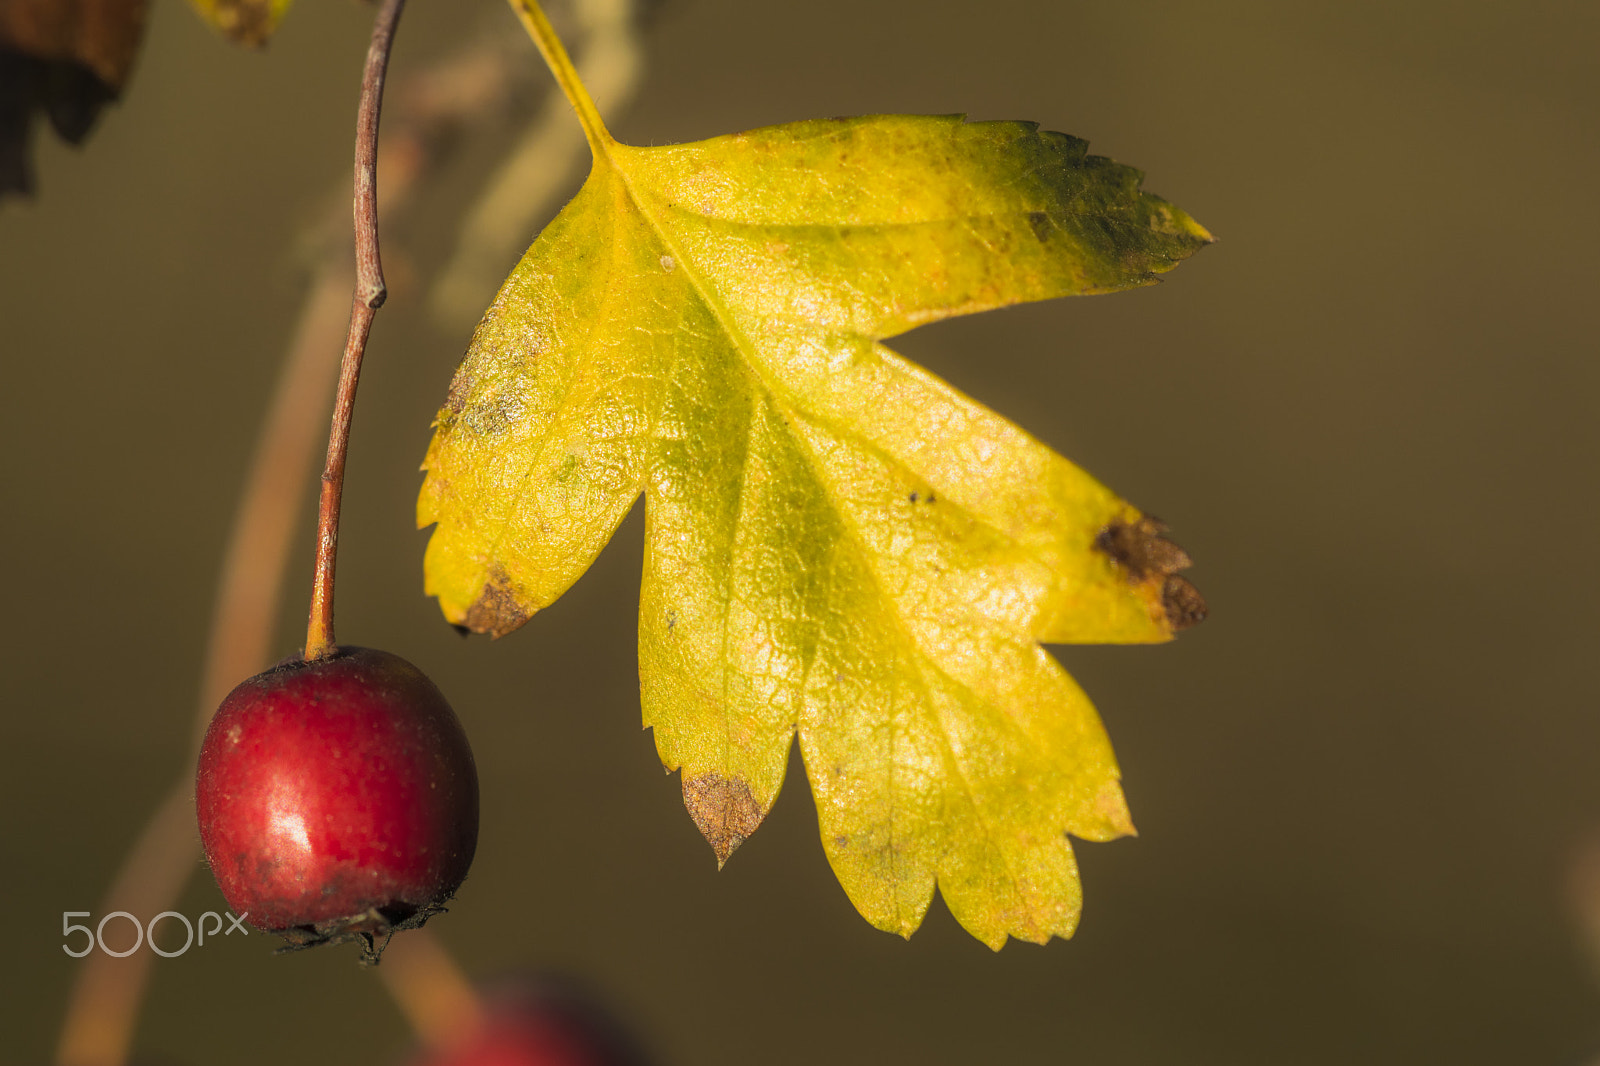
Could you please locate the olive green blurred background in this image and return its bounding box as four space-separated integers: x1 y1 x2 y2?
3 0 1598 1063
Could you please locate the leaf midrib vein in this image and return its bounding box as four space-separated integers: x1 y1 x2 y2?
612 159 1046 930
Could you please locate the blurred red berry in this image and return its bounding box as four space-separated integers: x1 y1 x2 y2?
412 979 650 1066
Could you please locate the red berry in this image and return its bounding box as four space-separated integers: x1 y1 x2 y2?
411 980 649 1066
196 646 478 955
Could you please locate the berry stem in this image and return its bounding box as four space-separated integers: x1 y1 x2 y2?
305 0 408 662
55 9 640 1060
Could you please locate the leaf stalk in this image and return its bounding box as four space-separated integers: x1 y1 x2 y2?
505 0 615 157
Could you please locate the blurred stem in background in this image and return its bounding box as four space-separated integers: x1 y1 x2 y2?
433 0 639 330
52 2 642 1062
1569 835 1600 985
1569 836 1600 1066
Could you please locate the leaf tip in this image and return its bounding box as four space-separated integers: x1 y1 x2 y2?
461 565 535 638
1162 574 1208 631
1179 211 1218 247
683 772 767 868
1146 195 1216 249
1094 515 1207 635
1093 780 1138 839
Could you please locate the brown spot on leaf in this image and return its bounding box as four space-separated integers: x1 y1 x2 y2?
443 369 473 416
1162 575 1208 631
1096 515 1189 578
469 388 524 436
462 566 532 638
683 772 766 868
1095 514 1207 631
1027 210 1052 242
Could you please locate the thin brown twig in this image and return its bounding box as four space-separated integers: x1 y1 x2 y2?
57 4 406 1061
305 0 407 661
55 3 646 1060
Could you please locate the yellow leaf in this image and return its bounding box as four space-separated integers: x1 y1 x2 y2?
419 1 1210 948
187 0 291 47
